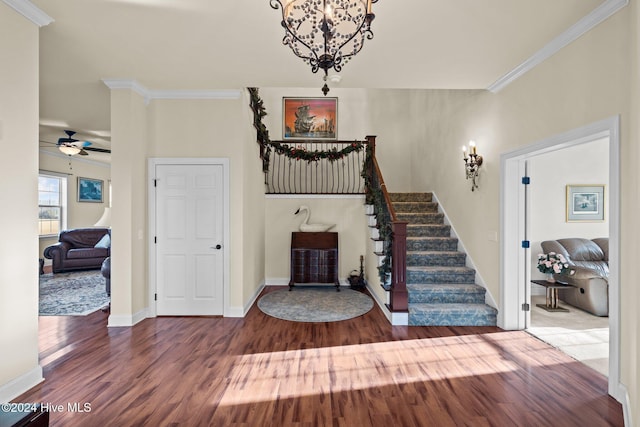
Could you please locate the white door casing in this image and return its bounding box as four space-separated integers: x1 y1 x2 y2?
149 158 229 316
500 116 621 401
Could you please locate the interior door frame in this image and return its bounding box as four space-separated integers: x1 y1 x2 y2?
500 116 621 401
147 157 230 317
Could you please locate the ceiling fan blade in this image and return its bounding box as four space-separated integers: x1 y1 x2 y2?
78 149 89 156
83 146 111 154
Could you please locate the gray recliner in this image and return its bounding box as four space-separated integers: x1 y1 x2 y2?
540 238 609 316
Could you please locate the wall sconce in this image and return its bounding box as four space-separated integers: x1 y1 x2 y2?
462 140 483 191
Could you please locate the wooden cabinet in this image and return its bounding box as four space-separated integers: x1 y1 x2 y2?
289 232 339 291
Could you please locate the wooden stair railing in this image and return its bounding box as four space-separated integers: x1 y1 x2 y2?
365 136 408 312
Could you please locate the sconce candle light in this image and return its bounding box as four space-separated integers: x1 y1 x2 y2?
462 140 483 191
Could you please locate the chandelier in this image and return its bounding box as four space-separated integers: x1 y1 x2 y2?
270 0 378 95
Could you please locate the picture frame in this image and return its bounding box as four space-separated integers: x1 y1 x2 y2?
283 97 337 141
566 184 605 222
77 177 104 203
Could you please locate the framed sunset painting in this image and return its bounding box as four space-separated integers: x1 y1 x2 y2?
283 97 337 141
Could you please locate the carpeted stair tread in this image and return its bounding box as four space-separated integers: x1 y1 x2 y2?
407 237 458 251
389 192 433 202
407 283 487 304
408 303 498 326
407 266 476 284
396 212 444 224
406 251 466 266
392 202 439 213
406 224 451 237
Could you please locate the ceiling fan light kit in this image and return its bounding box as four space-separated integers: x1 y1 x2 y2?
270 0 379 95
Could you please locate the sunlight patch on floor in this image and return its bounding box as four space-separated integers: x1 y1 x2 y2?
217 331 564 407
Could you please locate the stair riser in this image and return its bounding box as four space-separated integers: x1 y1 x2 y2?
396 213 444 224
407 225 451 237
407 239 458 252
390 193 433 202
408 313 497 327
392 202 438 213
407 270 476 284
406 253 466 267
408 292 485 304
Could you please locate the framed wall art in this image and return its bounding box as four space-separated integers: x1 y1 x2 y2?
283 97 337 141
77 177 104 203
566 184 605 222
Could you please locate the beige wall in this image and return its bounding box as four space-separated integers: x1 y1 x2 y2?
108 93 265 317
38 153 110 262
258 88 414 191
409 8 636 422
0 3 42 401
264 197 368 282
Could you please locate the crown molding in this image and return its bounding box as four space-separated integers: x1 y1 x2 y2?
487 0 629 93
102 79 241 104
2 0 53 27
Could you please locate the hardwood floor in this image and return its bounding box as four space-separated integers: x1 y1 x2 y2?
17 287 623 426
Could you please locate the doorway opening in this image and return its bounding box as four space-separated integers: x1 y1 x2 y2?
500 116 621 400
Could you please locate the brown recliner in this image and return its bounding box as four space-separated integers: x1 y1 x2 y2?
44 228 110 273
540 238 609 316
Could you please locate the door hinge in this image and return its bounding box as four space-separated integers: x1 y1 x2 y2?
154 236 157 244
521 240 530 248
154 293 157 301
522 176 530 185
154 179 157 187
522 303 530 311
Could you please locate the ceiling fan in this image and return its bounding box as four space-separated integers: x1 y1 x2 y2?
41 130 111 156
56 130 91 156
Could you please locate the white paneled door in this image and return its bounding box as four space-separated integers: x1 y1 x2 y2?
155 163 224 315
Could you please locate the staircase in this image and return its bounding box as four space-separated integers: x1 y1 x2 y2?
374 192 497 326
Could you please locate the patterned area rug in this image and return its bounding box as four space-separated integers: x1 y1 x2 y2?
257 286 374 322
39 270 110 316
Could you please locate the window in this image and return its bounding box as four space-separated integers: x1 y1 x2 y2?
38 172 67 237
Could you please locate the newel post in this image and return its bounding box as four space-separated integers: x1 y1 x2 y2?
390 220 408 312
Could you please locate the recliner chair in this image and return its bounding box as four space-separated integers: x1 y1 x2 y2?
540 237 609 316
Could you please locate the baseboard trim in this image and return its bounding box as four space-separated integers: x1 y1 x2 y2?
241 281 265 317
107 308 148 327
0 365 43 403
615 382 633 427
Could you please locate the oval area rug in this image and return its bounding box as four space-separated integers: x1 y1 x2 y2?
258 287 374 322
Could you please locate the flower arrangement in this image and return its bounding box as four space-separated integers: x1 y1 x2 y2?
537 252 570 274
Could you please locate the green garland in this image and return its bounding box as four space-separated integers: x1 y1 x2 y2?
361 144 392 283
269 141 364 163
248 87 365 169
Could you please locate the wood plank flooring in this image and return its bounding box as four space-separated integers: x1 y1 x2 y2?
17 287 623 426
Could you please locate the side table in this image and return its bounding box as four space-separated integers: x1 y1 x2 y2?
531 279 573 312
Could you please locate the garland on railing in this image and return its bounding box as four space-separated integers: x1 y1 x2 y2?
269 141 364 163
248 88 271 173
361 144 393 283
248 87 366 170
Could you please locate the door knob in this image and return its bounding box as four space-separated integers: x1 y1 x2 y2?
211 244 222 250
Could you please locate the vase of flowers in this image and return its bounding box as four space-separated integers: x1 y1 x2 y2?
537 252 570 282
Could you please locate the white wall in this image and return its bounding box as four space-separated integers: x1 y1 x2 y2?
0 3 42 401
529 138 609 282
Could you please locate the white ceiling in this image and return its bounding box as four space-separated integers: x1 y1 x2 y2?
29 0 606 163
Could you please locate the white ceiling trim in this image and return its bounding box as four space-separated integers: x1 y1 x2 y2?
487 0 629 93
102 79 242 104
2 0 53 27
